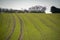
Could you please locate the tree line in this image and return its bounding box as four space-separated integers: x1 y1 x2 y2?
0 6 60 13
0 5 46 13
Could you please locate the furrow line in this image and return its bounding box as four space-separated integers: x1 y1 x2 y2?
33 14 60 32
15 14 24 40
25 15 45 40
6 14 16 40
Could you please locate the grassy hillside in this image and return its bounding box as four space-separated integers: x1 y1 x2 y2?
0 13 60 40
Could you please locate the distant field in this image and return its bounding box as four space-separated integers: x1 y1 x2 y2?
0 13 60 40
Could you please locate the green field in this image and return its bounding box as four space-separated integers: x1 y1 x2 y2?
0 13 60 40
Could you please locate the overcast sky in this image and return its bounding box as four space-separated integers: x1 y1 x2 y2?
0 0 60 13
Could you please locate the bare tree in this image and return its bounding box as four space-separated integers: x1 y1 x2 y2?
28 5 46 13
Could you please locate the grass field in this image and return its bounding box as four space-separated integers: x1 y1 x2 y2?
0 13 60 40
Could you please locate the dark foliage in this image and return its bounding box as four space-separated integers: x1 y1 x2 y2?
51 6 60 13
24 9 28 13
29 11 44 13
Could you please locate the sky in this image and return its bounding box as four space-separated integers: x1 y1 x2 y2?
0 0 60 13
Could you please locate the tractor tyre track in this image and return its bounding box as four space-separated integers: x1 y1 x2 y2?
15 14 24 40
6 14 16 40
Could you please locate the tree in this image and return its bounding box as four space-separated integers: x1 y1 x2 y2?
40 7 46 13
0 8 1 12
28 5 46 13
51 6 60 13
24 9 28 13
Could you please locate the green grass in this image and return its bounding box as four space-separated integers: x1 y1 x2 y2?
0 13 60 40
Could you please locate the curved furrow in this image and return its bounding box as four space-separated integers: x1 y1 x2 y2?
18 14 36 40
25 15 46 40
39 14 59 25
5 14 12 33
26 16 41 32
25 14 59 40
1 14 11 40
15 14 24 40
33 14 60 32
18 14 41 40
32 14 60 40
4 14 12 40
46 15 59 25
25 14 42 31
6 14 16 40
